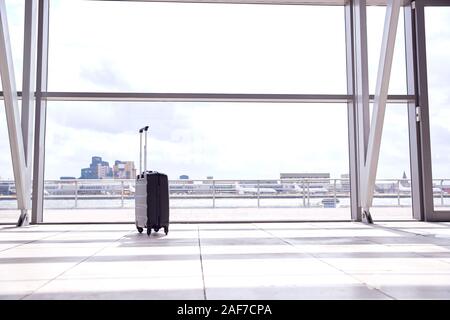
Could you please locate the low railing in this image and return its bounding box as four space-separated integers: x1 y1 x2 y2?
0 178 449 210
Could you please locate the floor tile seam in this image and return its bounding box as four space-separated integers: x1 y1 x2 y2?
7 270 450 284
197 226 207 300
362 224 450 267
0 228 77 254
18 229 135 300
367 243 450 268
308 222 450 267
253 223 397 300
369 222 447 240
33 274 204 281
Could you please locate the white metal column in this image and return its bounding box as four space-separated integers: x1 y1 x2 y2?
0 1 28 224
404 1 424 220
361 0 401 218
19 0 39 226
31 0 49 224
0 1 39 226
345 1 362 221
351 0 371 222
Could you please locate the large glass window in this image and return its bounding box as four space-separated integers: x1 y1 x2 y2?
43 102 350 222
0 2 419 223
0 0 25 91
425 7 450 211
370 104 412 220
365 6 410 220
0 103 19 223
48 1 347 94
367 6 407 95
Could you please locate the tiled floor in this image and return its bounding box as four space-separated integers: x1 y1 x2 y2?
1 221 450 299
0 206 414 224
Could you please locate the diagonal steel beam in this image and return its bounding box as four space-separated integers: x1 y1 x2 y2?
22 0 38 180
353 0 371 167
17 0 39 226
0 0 27 212
362 0 401 214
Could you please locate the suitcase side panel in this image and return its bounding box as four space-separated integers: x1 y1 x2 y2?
158 174 170 226
135 177 147 228
146 173 158 228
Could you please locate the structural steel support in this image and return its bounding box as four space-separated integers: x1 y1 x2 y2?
31 0 49 224
0 92 414 103
345 1 362 221
0 1 28 223
361 0 401 217
42 92 353 103
17 0 39 226
349 0 401 223
22 0 38 191
404 2 424 220
0 0 424 225
410 0 450 221
353 0 371 171
349 0 371 222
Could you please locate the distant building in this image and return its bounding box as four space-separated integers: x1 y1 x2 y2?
340 173 350 192
280 173 330 180
97 165 113 179
171 175 193 185
80 156 113 179
80 168 95 179
203 176 214 184
280 173 330 188
113 161 136 179
60 176 76 180
239 180 275 186
400 171 410 187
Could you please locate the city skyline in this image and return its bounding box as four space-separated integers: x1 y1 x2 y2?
79 156 136 180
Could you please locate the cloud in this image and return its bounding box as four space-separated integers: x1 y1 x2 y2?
1 1 449 183
0 1 24 91
47 101 186 139
44 102 352 180
377 105 411 179
48 1 347 93
367 6 407 94
79 62 132 92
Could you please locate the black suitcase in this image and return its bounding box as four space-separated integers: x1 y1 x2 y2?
135 126 170 236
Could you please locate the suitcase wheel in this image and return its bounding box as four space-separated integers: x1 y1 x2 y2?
154 226 160 232
164 226 169 235
137 227 143 234
147 228 151 236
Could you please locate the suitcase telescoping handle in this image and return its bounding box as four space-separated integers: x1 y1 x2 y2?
139 126 149 175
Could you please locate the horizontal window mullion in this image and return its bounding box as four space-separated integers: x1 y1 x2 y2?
0 91 415 103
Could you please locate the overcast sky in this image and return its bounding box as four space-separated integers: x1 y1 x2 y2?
1 1 449 181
